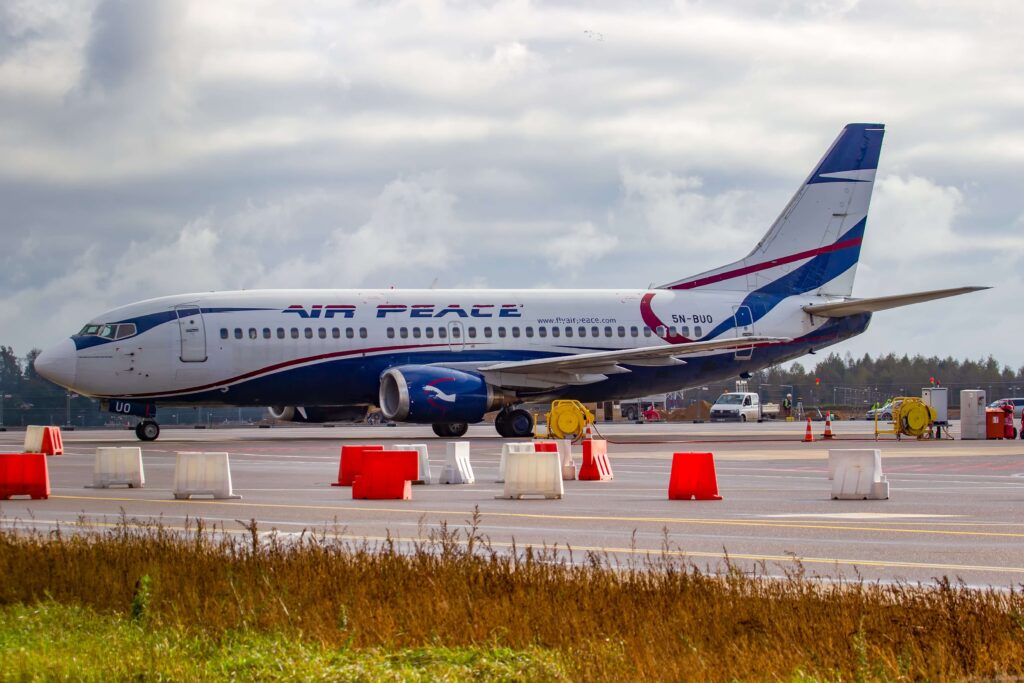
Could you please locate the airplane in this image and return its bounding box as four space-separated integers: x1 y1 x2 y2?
34 123 986 441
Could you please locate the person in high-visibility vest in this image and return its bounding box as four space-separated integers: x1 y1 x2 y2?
782 393 792 418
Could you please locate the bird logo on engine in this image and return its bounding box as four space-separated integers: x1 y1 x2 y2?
424 378 457 412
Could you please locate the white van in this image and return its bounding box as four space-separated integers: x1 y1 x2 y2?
709 392 762 422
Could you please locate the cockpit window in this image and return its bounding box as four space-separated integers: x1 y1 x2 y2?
78 322 137 340
115 323 137 339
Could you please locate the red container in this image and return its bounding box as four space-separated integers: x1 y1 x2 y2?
985 409 1005 439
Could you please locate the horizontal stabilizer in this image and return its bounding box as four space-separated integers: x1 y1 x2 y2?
802 286 989 318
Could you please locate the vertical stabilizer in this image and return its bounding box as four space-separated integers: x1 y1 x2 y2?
660 123 885 296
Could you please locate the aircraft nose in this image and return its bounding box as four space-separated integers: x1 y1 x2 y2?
35 338 78 389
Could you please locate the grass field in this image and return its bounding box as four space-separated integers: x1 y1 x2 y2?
1 513 1023 681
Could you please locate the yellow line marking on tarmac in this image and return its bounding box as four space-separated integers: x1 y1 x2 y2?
15 517 1024 576
51 495 1024 538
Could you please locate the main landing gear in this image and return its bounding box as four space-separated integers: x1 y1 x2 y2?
135 420 160 442
494 407 534 438
432 422 469 438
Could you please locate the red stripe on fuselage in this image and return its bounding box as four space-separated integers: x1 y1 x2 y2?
114 342 451 399
669 237 862 290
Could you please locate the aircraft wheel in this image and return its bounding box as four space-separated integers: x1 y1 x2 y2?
136 421 160 442
506 409 534 438
494 410 512 437
446 422 469 437
432 423 452 437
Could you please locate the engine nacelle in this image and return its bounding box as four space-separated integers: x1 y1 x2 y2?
267 406 369 423
379 365 509 424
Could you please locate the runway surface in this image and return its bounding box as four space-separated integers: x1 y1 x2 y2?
3 421 1023 588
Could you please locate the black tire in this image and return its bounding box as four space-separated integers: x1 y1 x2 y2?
432 423 452 437
740 414 747 422
446 422 469 437
506 409 534 438
623 407 637 421
494 411 512 437
136 421 160 442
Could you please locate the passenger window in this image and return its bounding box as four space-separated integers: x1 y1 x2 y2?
277 328 285 339
551 327 560 338
498 327 507 338
617 326 626 337
413 328 421 338
359 328 367 338
220 328 228 340
512 327 520 338
387 328 395 339
657 325 666 336
630 326 639 337
591 326 599 338
525 327 534 338
694 326 702 338
439 327 447 339
452 326 461 338
318 328 327 339
669 326 678 337
263 328 271 339
604 326 612 337
565 327 573 338
400 328 408 339
332 328 340 339
539 327 547 338
425 327 435 339
248 328 257 340
468 327 477 338
346 328 354 339
234 328 243 339
578 326 586 337
291 328 299 339
304 328 313 339
484 327 492 338
643 326 652 337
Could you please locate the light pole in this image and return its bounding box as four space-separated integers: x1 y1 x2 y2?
0 392 10 431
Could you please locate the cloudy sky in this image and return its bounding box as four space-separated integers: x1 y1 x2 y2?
1 0 1021 370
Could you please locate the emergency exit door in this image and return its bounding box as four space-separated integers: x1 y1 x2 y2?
732 305 754 361
175 305 207 362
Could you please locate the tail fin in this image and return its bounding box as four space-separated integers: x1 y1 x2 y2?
660 123 885 296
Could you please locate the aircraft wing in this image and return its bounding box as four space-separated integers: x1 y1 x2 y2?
802 286 989 318
476 335 789 389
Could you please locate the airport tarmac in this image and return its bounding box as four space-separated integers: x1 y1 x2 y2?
2 420 1023 588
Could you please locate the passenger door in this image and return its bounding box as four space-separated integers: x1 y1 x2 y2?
174 305 207 362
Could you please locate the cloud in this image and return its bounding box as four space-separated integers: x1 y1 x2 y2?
1 0 1023 367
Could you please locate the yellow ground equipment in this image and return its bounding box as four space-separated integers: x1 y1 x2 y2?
874 397 937 440
541 400 595 440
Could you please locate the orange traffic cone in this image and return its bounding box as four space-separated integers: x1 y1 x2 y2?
823 413 834 440
803 417 814 443
583 421 593 440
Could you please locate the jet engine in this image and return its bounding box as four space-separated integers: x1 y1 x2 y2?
379 365 511 424
267 406 370 423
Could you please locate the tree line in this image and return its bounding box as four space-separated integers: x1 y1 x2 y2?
2 344 1021 427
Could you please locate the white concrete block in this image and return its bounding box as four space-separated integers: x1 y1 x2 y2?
556 439 576 480
23 426 44 453
496 443 536 482
439 442 474 484
389 444 431 484
90 447 144 488
829 449 888 500
173 452 241 500
499 451 564 500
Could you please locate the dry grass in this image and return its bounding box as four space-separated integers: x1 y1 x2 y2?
1 512 1023 681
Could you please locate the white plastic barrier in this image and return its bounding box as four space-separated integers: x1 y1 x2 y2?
439 442 474 484
389 443 431 484
499 451 564 500
829 449 889 500
556 439 576 481
90 447 145 488
496 443 537 482
23 426 44 453
172 452 241 500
